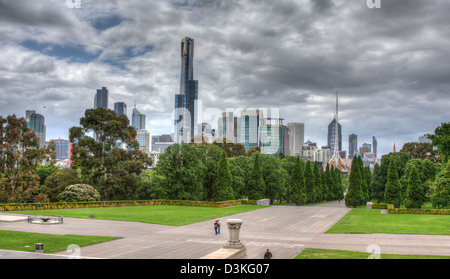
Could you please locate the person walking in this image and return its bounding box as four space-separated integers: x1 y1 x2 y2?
264 249 273 259
214 219 221 235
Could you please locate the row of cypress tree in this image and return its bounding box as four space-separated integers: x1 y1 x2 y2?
241 154 344 205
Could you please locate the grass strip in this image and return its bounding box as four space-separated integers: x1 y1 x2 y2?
0 230 120 254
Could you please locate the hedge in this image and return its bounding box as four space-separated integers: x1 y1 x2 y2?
372 203 395 209
388 208 450 215
0 199 257 212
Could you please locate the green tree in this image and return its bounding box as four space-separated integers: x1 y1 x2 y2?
324 164 334 201
69 108 152 200
261 155 287 204
304 161 316 203
313 161 323 202
430 161 450 209
247 153 265 200
136 170 167 200
357 156 369 203
289 157 306 205
345 157 364 208
228 156 252 199
403 165 425 208
156 144 205 200
400 142 440 162
40 168 81 202
429 122 450 163
36 164 59 187
198 144 223 201
212 151 234 201
384 159 403 208
335 168 344 201
0 115 51 202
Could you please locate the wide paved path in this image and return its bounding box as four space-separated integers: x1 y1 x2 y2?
1 201 449 259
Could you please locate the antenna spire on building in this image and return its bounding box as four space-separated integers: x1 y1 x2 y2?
328 91 350 173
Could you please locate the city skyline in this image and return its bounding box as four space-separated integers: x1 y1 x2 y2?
1 1 449 158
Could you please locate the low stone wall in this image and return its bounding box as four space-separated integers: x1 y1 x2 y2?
201 247 247 259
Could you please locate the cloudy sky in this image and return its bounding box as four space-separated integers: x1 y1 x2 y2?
1 0 449 157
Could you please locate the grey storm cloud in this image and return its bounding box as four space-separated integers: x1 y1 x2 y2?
0 0 449 156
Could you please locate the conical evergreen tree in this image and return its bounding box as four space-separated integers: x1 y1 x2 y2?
364 166 372 199
290 157 306 205
384 159 402 208
304 161 316 203
345 157 364 207
335 168 344 201
358 156 369 203
313 161 323 202
403 165 424 208
320 167 327 201
325 164 335 201
212 151 235 201
247 153 265 200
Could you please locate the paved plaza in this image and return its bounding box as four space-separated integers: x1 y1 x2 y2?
1 201 449 259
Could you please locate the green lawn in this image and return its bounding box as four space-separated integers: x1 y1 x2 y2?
0 230 120 254
295 248 450 259
9 205 266 226
326 208 450 235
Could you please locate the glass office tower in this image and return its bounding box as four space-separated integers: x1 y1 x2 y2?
26 110 46 148
94 87 109 109
132 106 146 131
174 37 198 144
114 102 127 116
240 110 264 151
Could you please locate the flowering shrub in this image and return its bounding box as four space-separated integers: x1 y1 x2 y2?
58 184 101 202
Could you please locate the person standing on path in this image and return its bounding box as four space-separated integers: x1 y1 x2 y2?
264 249 273 259
214 219 221 234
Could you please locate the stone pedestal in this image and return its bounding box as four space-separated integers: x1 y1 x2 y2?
366 202 373 209
223 219 245 249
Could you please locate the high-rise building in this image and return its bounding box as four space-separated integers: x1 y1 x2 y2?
136 130 151 154
240 109 264 151
314 148 331 167
174 37 198 144
328 91 349 173
287 123 304 156
53 139 69 160
362 143 372 152
328 119 342 155
260 118 289 155
217 111 240 143
26 110 46 148
349 134 358 159
94 87 109 109
132 105 146 131
300 140 318 162
114 102 127 116
372 136 378 158
359 146 370 158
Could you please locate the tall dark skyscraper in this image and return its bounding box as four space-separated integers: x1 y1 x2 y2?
372 136 378 158
26 110 46 148
327 118 342 155
114 102 127 116
349 133 358 159
94 87 109 109
174 37 198 144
